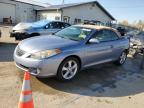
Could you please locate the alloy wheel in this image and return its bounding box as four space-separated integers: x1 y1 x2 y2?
61 60 78 80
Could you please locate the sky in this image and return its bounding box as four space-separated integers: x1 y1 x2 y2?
38 0 144 23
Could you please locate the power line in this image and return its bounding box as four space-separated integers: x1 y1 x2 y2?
106 6 144 8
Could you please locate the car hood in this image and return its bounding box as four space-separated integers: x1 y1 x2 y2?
13 21 48 30
18 35 79 53
13 23 33 30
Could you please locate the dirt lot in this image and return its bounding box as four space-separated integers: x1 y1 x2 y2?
0 26 144 108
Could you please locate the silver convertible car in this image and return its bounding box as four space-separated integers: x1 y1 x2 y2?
14 25 129 81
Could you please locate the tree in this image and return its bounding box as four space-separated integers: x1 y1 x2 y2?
119 20 129 26
119 20 144 31
136 20 144 30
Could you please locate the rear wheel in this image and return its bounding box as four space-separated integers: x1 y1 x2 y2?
115 51 127 65
57 57 80 81
15 36 21 40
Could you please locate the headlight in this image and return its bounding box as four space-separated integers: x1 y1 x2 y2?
30 49 61 59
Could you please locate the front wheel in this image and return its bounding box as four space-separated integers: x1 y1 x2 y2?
115 51 127 65
57 57 80 81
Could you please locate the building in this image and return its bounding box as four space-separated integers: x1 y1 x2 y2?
0 0 49 24
36 1 115 24
0 0 115 25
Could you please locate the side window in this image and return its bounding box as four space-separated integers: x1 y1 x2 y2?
109 30 119 40
64 23 71 28
93 30 119 42
58 22 65 29
48 22 54 29
49 22 62 29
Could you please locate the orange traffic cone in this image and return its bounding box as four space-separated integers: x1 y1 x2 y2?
18 71 34 108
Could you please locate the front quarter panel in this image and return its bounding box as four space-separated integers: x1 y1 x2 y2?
40 43 85 76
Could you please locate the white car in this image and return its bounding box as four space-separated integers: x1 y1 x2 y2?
10 20 71 40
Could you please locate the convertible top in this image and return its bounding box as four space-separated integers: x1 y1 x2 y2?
74 24 121 36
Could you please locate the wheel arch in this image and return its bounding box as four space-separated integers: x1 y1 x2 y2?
61 55 82 69
56 55 82 81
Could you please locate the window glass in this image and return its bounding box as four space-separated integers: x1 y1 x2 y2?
56 22 64 29
63 16 70 23
58 22 69 29
64 23 71 28
74 18 81 24
49 22 62 29
109 30 119 40
55 26 92 41
93 30 119 42
55 16 60 21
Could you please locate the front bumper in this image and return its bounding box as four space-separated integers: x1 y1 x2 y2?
15 62 41 76
14 50 64 77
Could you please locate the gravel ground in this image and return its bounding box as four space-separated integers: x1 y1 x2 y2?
0 26 144 108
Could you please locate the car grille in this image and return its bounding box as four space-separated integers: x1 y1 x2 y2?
16 47 25 56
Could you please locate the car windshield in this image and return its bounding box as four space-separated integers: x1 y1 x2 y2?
55 26 92 41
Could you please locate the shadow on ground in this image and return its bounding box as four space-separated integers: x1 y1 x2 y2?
18 55 144 97
0 42 17 62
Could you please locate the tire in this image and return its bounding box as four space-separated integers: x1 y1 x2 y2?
57 57 80 81
15 36 20 40
115 51 127 65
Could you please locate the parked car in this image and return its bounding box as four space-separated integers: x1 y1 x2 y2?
126 30 138 38
14 25 129 81
117 27 127 36
129 31 144 56
10 20 71 40
135 31 144 42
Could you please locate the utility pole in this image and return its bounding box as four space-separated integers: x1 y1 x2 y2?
62 0 64 4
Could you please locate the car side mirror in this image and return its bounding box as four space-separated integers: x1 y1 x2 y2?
89 38 99 44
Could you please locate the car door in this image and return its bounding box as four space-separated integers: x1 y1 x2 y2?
107 30 125 60
84 30 115 67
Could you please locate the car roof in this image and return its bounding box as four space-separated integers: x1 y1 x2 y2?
74 24 121 36
74 24 115 30
35 20 70 24
51 21 70 24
